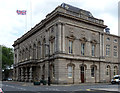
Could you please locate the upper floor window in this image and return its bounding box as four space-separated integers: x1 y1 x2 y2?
106 45 110 56
114 39 117 43
50 41 55 55
106 37 110 41
51 27 54 33
69 40 73 54
114 66 118 75
81 43 85 56
113 46 117 57
91 44 95 56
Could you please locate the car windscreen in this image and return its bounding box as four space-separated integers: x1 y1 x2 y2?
113 77 119 79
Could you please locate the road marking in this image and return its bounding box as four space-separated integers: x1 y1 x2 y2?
45 88 59 91
22 83 27 86
3 84 27 91
86 89 91 91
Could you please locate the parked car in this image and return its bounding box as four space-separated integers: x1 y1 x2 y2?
111 75 120 84
7 78 12 81
0 88 4 93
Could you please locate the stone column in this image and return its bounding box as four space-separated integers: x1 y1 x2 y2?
14 50 16 64
25 67 28 82
18 68 21 81
100 33 104 57
62 23 65 53
102 34 104 57
100 33 102 57
21 67 24 81
13 68 16 81
55 24 57 53
56 23 62 52
16 68 19 81
29 67 33 82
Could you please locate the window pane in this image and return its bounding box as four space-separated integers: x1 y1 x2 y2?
68 66 72 78
81 43 85 55
92 45 95 56
106 45 110 56
106 37 110 41
114 46 117 57
69 41 73 54
91 67 94 77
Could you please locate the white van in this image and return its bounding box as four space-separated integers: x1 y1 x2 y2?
111 75 120 84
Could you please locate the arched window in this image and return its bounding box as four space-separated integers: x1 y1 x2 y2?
106 65 110 75
67 63 75 78
91 65 97 77
114 39 117 43
114 66 118 75
106 37 110 41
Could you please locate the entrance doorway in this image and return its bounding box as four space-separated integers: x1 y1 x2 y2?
81 66 85 83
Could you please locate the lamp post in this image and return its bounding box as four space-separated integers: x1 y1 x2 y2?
45 43 51 86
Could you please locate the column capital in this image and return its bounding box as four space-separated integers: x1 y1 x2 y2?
56 22 62 26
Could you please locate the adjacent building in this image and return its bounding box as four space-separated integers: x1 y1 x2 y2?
13 3 120 84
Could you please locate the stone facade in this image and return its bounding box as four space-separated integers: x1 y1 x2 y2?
13 3 120 84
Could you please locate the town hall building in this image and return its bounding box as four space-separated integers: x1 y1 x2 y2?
13 3 120 84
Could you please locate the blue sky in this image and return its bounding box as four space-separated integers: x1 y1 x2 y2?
0 0 119 48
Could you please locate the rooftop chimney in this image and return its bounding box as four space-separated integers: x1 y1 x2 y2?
105 28 110 34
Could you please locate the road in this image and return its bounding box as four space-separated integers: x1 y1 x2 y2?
1 81 120 93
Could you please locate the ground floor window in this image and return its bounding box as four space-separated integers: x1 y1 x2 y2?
68 66 73 78
91 66 95 77
91 65 96 77
114 66 118 75
106 65 110 75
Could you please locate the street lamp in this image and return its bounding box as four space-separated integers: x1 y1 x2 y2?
45 43 51 86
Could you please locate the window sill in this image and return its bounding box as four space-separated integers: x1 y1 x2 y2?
68 77 72 78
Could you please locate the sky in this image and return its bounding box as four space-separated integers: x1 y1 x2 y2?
0 0 119 48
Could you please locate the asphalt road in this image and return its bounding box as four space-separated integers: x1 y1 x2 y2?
1 81 120 93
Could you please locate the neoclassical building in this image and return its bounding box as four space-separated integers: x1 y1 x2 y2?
13 3 120 84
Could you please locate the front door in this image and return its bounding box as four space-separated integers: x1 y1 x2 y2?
81 66 84 83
